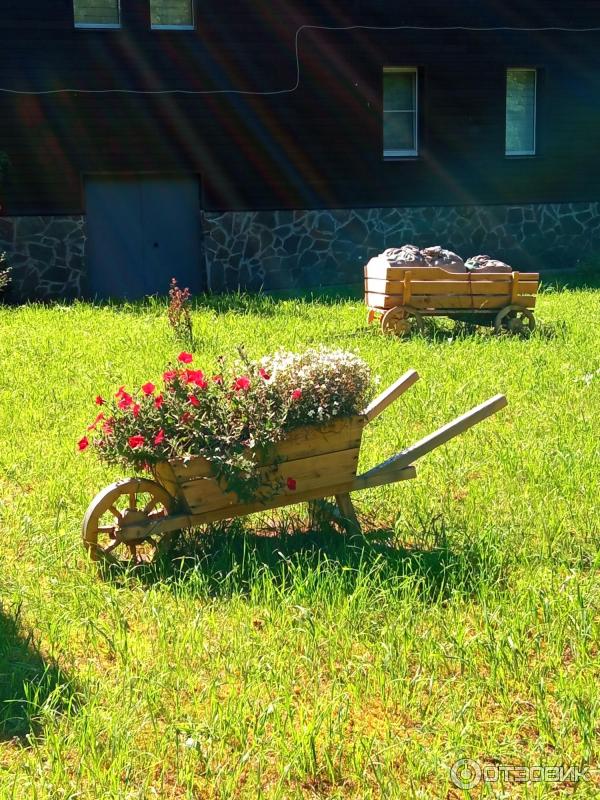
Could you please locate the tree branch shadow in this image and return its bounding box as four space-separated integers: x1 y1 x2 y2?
0 603 77 742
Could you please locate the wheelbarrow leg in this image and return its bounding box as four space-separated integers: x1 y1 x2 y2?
306 495 361 535
334 493 362 536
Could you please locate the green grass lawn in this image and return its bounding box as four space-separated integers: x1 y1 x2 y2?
0 287 599 798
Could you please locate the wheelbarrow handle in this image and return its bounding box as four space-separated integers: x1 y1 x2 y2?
359 393 508 483
362 369 420 423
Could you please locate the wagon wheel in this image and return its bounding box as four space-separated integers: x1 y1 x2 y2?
494 305 536 335
381 306 424 337
82 478 175 565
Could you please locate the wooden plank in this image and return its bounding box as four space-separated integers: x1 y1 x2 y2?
365 261 472 281
469 271 538 282
153 462 180 499
130 466 418 537
168 417 365 481
365 292 536 310
364 259 539 283
181 447 361 513
511 272 519 304
404 271 413 305
335 493 361 535
362 369 420 422
361 394 508 478
409 295 537 310
366 278 538 296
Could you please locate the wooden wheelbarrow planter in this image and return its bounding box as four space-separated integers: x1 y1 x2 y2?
82 371 507 563
365 255 539 336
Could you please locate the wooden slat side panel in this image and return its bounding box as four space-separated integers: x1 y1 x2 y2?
365 292 536 310
181 447 361 514
409 295 537 310
366 278 538 296
168 417 365 481
365 261 539 283
274 417 365 462
153 462 180 499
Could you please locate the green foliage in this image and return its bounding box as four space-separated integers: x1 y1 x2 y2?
0 290 599 797
83 346 370 501
167 277 195 350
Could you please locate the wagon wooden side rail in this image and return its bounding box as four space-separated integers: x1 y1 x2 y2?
82 370 508 563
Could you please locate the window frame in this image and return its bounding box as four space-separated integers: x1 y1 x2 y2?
150 0 195 30
73 0 121 28
505 67 537 157
383 66 419 159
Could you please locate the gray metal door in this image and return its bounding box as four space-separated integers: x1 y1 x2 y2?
86 175 203 299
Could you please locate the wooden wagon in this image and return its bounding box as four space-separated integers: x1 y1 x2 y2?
365 255 539 336
82 371 507 564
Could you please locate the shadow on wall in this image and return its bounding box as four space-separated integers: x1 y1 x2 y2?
0 603 76 741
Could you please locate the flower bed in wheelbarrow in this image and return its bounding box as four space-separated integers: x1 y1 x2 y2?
80 348 507 565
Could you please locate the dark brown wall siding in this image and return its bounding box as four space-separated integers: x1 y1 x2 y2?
0 1 598 214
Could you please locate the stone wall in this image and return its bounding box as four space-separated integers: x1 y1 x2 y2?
1 202 599 300
0 216 86 301
203 201 600 292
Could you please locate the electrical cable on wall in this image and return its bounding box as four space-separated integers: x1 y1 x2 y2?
0 23 599 96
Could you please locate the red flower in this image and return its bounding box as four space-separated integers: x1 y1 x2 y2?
180 412 192 424
154 429 165 446
142 382 156 395
87 412 105 431
212 374 223 384
132 403 141 418
95 396 105 406
233 376 251 392
77 436 89 452
291 388 302 400
115 386 128 399
178 352 193 364
188 394 200 407
184 369 207 388
286 477 297 491
163 370 178 383
128 434 145 448
259 368 271 381
117 394 133 410
154 394 164 409
102 421 114 435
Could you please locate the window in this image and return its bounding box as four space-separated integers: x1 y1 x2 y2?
506 68 537 156
383 68 418 158
73 0 120 27
150 0 194 29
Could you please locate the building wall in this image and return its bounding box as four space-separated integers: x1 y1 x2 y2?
0 1 599 215
2 202 599 300
0 216 86 299
0 2 599 299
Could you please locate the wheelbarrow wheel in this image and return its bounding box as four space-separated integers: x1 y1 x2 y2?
82 478 175 565
494 305 536 335
381 306 424 337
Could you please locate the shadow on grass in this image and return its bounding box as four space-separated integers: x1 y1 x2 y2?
99 512 506 603
539 267 600 292
37 287 363 317
0 603 77 742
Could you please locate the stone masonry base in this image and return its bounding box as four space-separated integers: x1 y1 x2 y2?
1 202 598 300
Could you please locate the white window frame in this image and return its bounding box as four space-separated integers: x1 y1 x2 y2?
74 0 121 28
383 67 419 159
150 0 195 30
505 68 537 157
